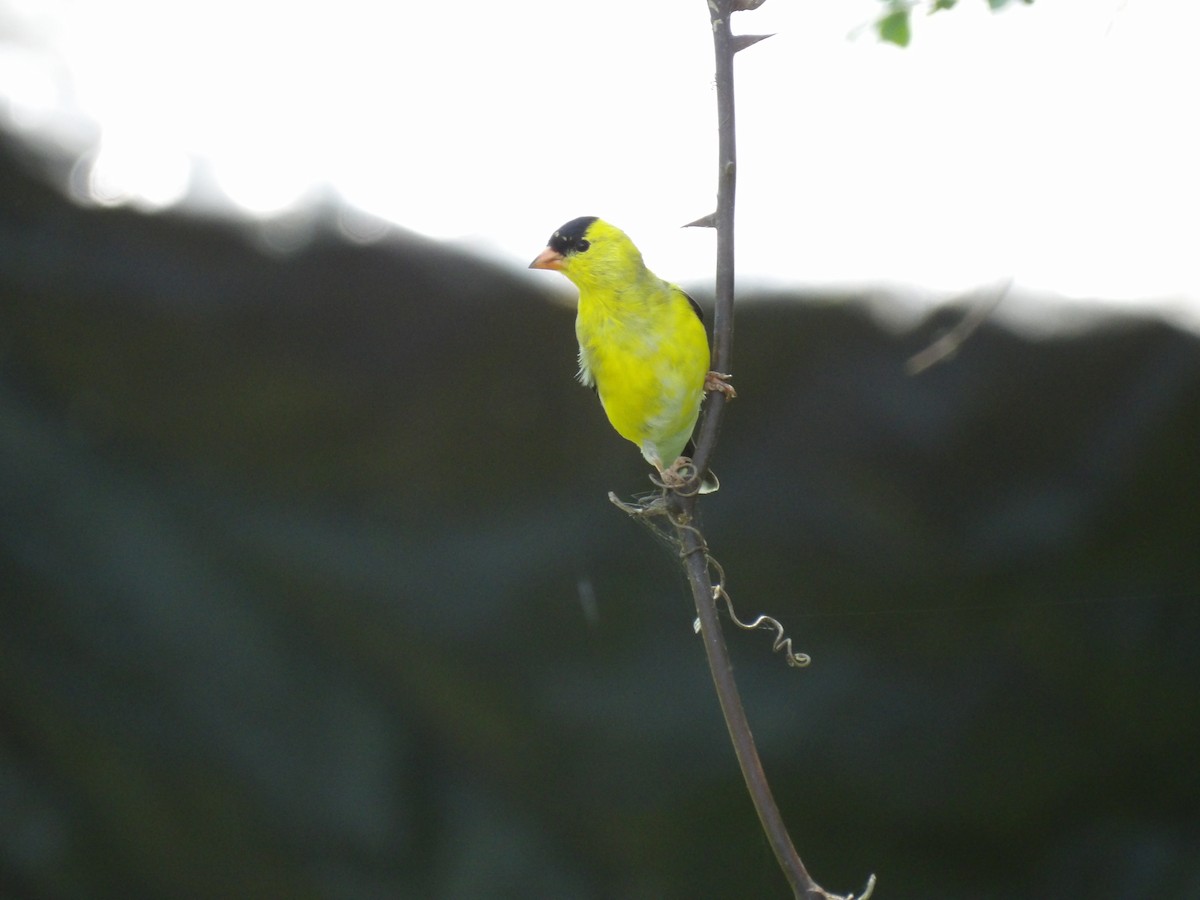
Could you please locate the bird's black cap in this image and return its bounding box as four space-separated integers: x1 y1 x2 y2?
547 216 599 255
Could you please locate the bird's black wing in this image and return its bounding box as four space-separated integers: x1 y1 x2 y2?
679 288 704 324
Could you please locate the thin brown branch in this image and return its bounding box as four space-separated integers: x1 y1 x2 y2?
671 499 816 895
687 0 736 481
664 3 875 898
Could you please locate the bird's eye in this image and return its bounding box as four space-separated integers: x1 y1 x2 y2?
576 239 590 252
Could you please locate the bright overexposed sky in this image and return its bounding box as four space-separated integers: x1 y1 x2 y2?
1 0 1197 316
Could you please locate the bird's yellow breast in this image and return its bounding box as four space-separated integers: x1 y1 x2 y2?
575 278 709 467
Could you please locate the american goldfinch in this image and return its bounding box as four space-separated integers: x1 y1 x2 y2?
530 216 733 492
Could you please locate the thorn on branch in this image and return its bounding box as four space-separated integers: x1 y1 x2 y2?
683 212 717 229
731 0 769 10
732 33 774 52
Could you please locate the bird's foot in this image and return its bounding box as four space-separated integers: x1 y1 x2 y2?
705 371 737 399
656 456 702 493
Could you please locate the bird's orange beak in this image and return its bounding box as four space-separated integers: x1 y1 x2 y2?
529 247 564 271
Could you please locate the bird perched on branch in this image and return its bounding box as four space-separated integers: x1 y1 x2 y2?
530 216 734 493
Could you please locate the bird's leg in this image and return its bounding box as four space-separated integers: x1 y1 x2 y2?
705 371 737 399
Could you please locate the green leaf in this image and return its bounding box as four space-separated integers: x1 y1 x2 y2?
932 0 958 10
877 9 911 46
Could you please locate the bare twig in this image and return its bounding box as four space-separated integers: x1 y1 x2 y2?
905 278 1012 374
637 3 875 897
667 490 872 900
672 500 815 895
611 3 875 896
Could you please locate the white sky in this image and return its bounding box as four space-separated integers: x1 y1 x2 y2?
1 0 1197 314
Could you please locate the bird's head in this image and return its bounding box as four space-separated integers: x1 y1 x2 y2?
529 217 646 291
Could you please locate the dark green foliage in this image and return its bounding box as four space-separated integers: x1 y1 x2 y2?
2 136 1197 899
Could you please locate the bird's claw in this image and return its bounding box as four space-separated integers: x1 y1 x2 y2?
705 371 737 399
657 456 702 493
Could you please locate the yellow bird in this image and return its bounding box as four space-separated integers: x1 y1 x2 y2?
530 216 733 492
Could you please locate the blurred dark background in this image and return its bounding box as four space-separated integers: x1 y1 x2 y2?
2 133 1198 899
